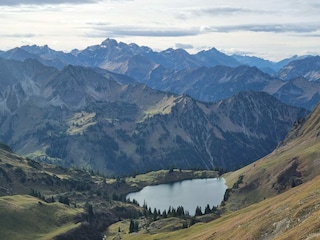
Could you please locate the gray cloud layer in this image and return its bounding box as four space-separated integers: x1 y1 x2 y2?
0 0 99 6
1 0 319 60
215 23 320 33
176 6 273 20
88 25 200 38
192 6 272 16
87 22 320 40
0 33 37 38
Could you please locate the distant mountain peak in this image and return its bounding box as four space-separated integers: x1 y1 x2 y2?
277 56 320 82
206 47 219 53
162 48 175 53
101 38 118 47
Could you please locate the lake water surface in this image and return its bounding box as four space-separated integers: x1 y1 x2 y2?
126 178 227 215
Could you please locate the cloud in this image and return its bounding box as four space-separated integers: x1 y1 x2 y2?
85 22 320 41
193 6 270 16
0 0 133 5
219 23 320 33
176 6 273 20
298 32 320 37
0 33 37 38
197 23 320 34
87 25 200 38
175 43 194 49
223 48 255 56
0 0 100 6
199 26 217 33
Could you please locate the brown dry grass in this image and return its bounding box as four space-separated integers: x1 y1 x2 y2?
0 195 82 240
111 104 320 240
113 174 320 240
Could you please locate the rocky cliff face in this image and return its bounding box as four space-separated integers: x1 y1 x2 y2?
0 59 308 175
277 56 320 82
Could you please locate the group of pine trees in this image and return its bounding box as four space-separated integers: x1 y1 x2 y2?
195 204 217 216
139 200 217 219
29 188 72 206
126 199 218 234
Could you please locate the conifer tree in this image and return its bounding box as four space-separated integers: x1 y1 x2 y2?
204 204 211 214
195 206 202 216
129 219 134 233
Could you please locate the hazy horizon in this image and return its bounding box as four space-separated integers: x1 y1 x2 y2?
1 0 320 61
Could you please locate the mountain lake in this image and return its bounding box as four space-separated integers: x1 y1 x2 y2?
126 178 227 215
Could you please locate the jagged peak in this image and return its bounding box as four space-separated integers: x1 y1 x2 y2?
101 38 118 47
161 48 189 56
197 47 222 55
21 44 52 52
207 47 219 53
162 48 175 54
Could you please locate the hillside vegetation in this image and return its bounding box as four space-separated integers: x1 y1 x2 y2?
0 141 220 239
0 195 81 240
0 106 318 240
108 174 320 240
0 103 319 239
105 103 320 239
224 103 320 210
1 39 320 240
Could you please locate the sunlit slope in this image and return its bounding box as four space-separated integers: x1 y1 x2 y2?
0 195 81 240
0 144 85 240
118 174 320 240
224 103 320 209
117 104 320 240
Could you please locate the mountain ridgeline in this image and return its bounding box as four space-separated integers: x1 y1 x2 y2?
1 38 320 240
0 58 308 175
1 38 319 110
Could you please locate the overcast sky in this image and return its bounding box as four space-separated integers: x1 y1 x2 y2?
1 0 320 61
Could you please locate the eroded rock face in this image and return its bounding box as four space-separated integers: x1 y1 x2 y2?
277 56 320 82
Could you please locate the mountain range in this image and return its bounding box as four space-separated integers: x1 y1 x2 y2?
0 38 308 72
1 39 319 110
0 39 320 175
0 57 308 175
1 38 320 239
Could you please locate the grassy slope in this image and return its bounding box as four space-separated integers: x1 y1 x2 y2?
223 137 320 211
0 145 86 240
106 104 320 239
1 102 318 240
224 103 320 210
0 141 220 240
108 174 320 240
0 195 82 240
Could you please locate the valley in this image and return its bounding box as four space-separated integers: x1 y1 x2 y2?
112 173 320 240
0 142 221 239
0 38 320 239
105 103 320 240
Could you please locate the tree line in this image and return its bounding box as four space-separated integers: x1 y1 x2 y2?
125 198 219 234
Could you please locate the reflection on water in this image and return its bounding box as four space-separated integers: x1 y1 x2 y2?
126 178 227 215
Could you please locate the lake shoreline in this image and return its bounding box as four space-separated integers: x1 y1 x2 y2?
126 177 227 215
123 169 222 196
